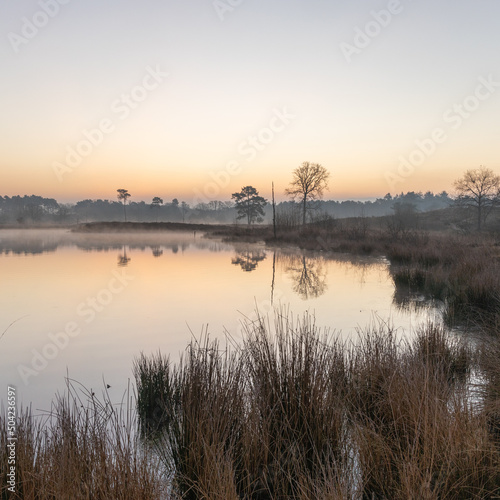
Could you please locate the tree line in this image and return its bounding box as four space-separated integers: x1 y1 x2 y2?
0 164 497 230
0 190 452 225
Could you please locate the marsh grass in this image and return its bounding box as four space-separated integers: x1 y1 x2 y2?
134 351 175 437
348 323 496 499
388 236 500 329
134 313 500 499
240 314 351 498
3 315 500 499
0 379 167 500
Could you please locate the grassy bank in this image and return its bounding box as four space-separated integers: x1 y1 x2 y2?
72 221 229 233
212 218 500 330
387 234 500 328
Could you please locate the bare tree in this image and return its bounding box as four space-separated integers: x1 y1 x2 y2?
454 166 500 230
117 189 131 222
285 162 330 225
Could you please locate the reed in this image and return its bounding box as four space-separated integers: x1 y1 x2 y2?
133 313 500 499
3 314 500 498
348 323 495 499
0 380 167 500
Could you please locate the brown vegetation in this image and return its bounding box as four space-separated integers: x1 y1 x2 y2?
0 380 167 500
212 213 500 330
5 210 500 498
132 314 500 499
4 315 500 498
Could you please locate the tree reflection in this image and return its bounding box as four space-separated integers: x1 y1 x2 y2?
151 246 163 258
0 231 232 256
283 254 327 300
231 249 267 272
117 246 131 267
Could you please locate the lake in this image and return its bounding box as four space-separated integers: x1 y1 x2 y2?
0 229 444 410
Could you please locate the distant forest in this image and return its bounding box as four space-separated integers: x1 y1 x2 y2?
0 191 452 225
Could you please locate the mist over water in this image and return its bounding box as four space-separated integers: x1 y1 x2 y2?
0 229 443 410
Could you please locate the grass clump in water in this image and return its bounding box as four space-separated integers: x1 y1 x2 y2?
135 312 500 499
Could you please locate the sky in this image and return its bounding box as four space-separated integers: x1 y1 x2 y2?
1 0 499 204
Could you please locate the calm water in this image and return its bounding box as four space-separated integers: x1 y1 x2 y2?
0 229 443 410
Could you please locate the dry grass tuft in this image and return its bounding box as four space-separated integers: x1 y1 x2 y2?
0 380 167 500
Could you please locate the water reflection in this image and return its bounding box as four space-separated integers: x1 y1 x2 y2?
0 229 231 256
392 286 442 313
118 246 131 267
151 246 163 258
231 248 267 272
0 229 450 412
0 235 59 255
281 253 328 300
0 229 445 314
